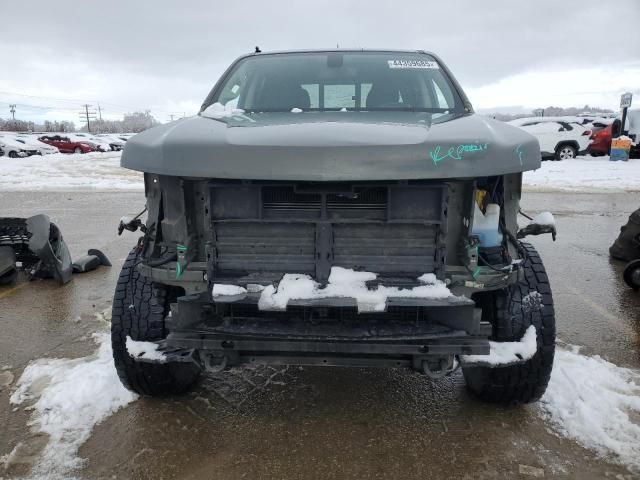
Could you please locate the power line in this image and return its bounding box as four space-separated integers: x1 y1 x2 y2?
0 90 188 115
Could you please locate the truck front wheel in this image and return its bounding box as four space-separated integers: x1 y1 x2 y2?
111 248 201 396
462 242 556 405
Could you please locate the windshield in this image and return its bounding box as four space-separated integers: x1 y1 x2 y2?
206 52 464 113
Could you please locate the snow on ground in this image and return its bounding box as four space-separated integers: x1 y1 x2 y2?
523 155 640 192
2 151 639 193
540 346 640 473
9 333 138 478
0 151 142 191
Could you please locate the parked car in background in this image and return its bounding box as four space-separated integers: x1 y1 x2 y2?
96 134 125 151
587 117 640 158
14 134 60 155
0 135 35 157
38 135 98 154
69 133 111 152
589 123 613 156
508 117 591 160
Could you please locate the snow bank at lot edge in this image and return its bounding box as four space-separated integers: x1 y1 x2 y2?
523 155 640 192
0 151 142 191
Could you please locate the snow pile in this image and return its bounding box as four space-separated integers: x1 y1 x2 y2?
258 266 452 312
212 284 248 296
0 151 143 191
541 347 640 472
126 336 166 362
10 333 138 477
200 102 245 119
523 155 640 192
616 135 636 145
528 211 555 227
460 325 537 366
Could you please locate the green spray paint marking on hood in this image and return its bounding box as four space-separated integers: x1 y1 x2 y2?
429 143 489 166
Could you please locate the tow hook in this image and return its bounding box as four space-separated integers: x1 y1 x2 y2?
422 356 457 379
202 353 229 373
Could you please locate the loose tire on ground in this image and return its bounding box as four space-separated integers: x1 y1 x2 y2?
111 248 201 396
463 242 556 405
623 259 640 291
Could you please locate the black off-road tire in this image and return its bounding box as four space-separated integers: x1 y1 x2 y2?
111 248 201 396
463 242 556 405
0 268 18 285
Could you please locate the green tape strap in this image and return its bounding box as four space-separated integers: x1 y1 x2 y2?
175 244 187 279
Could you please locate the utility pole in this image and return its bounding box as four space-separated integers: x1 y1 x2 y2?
9 104 16 120
78 104 97 133
97 104 103 133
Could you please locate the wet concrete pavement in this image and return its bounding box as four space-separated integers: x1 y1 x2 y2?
1 190 639 479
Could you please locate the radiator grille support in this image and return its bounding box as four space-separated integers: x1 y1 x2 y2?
209 183 448 284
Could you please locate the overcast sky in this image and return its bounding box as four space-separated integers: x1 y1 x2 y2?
2 0 639 123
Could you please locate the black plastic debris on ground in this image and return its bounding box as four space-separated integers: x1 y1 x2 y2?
0 214 110 285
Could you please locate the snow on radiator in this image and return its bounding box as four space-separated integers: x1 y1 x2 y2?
254 266 452 312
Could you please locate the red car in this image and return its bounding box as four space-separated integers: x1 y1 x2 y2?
588 119 626 156
38 135 98 154
589 124 612 156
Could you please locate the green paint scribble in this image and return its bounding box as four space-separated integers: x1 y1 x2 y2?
515 144 524 165
176 244 188 279
430 143 488 166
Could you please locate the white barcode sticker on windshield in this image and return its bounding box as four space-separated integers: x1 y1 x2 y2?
388 59 439 69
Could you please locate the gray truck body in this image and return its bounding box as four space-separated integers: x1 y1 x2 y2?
119 50 543 374
122 111 540 180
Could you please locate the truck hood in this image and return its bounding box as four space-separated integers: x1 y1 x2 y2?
121 112 540 180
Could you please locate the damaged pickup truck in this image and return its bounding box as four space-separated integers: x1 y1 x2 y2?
113 49 555 405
